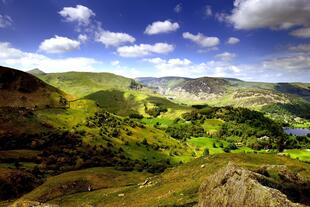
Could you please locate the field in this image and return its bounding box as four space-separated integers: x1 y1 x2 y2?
282 149 310 162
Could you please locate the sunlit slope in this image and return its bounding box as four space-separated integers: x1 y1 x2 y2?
35 71 134 98
14 153 310 207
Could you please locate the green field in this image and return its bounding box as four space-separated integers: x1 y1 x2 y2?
282 149 310 162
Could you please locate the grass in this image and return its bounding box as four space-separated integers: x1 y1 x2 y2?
187 137 227 155
15 153 310 207
36 72 133 98
14 167 151 205
35 99 196 165
202 119 224 134
282 149 310 162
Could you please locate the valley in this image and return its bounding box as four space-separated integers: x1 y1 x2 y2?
0 66 309 206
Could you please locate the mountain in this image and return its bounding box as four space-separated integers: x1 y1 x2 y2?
136 76 310 120
27 68 46 76
29 72 189 117
33 71 138 98
0 66 68 109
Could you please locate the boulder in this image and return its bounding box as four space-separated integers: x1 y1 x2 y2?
199 162 306 207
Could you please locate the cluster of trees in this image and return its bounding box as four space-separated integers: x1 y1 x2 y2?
181 106 286 151
285 134 310 149
165 123 205 140
145 105 168 117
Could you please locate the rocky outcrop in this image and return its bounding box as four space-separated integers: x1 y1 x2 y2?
199 162 306 207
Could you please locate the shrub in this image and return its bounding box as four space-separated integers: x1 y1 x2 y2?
203 148 210 156
223 147 231 153
129 113 144 119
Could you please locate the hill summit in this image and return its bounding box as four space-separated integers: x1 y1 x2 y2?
0 66 68 108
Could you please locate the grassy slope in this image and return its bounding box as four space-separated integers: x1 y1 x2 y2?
0 66 69 108
14 167 151 205
15 153 310 207
32 99 195 164
34 72 190 118
36 72 133 98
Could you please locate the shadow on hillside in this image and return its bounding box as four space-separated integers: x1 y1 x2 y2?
84 90 139 116
275 83 310 98
146 96 187 109
261 102 310 119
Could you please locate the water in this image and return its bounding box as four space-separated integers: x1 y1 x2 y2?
283 127 310 136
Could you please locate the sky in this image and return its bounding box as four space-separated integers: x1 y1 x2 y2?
0 0 310 82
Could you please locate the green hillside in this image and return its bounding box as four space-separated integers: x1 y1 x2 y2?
0 67 309 206
13 153 310 207
35 71 135 98
0 66 69 109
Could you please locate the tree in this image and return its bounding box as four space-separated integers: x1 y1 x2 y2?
203 148 210 156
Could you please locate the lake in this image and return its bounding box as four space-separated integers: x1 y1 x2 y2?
283 127 310 136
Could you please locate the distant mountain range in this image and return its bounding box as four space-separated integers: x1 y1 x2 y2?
136 76 310 119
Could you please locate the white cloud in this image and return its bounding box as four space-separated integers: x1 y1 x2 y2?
39 35 80 54
227 0 310 30
0 14 12 28
78 34 88 42
117 43 174 57
95 30 135 47
145 57 243 78
111 60 120 66
174 3 182 13
0 42 99 72
204 5 212 17
183 32 220 47
227 37 240 45
263 55 310 72
59 5 95 26
288 44 310 53
290 27 310 38
144 20 180 35
215 52 236 61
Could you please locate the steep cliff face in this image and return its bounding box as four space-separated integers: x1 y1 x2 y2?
199 162 308 207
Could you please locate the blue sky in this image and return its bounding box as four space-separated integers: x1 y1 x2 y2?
0 0 309 82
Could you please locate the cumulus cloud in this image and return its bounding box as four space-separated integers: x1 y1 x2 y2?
288 44 310 53
0 42 100 72
290 27 310 38
174 3 182 13
145 57 243 78
215 52 236 61
183 32 220 47
39 35 80 53
0 14 12 28
227 0 310 30
95 30 135 47
117 43 174 57
144 20 180 35
227 37 240 45
59 5 95 25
